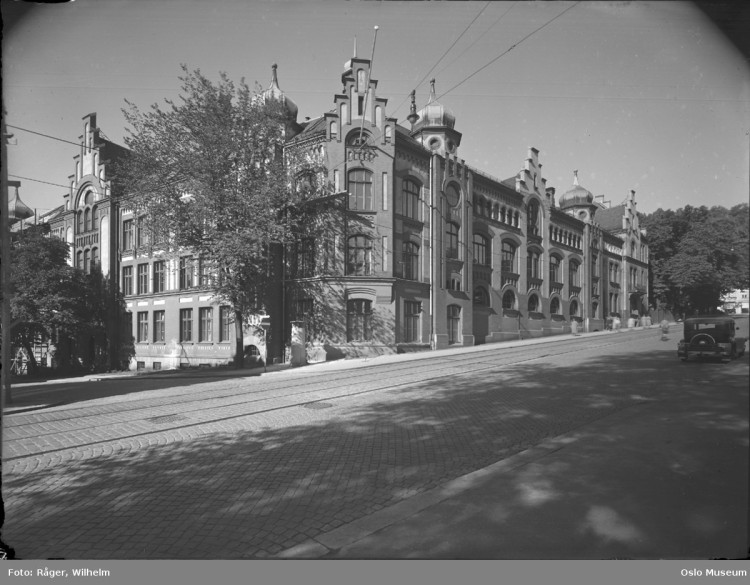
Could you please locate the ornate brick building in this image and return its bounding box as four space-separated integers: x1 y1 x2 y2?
44 52 650 369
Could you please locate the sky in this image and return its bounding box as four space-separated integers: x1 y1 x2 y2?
3 0 749 218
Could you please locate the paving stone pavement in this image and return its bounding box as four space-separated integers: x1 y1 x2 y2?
2 330 692 559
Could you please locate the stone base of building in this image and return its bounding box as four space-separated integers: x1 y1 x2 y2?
129 355 235 372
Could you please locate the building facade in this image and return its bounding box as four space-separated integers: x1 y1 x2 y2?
44 52 650 370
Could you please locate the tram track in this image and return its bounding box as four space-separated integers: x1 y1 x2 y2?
4 333 645 462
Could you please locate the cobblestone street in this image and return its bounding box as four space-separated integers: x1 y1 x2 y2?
2 329 748 559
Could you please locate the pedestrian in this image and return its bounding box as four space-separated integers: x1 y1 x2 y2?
571 319 579 336
613 317 621 333
660 319 670 341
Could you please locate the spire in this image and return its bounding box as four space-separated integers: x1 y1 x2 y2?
429 78 437 103
573 170 579 186
353 36 357 59
260 63 298 122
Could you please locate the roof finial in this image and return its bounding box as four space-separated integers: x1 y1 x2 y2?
407 89 419 127
270 63 279 88
429 78 437 102
573 170 579 186
353 36 357 58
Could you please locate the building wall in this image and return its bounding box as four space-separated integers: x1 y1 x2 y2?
47 56 651 370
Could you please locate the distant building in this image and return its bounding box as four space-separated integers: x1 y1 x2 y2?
43 51 650 370
721 289 750 314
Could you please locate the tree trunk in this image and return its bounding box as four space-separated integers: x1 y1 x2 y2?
20 337 38 376
234 309 244 368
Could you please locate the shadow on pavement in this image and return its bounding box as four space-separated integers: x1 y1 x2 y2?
4 343 748 559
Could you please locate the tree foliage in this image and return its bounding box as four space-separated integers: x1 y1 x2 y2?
120 66 330 365
641 204 749 316
9 226 130 374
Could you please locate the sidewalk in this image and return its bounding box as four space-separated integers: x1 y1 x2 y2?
3 326 667 413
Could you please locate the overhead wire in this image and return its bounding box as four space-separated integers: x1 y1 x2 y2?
390 1 492 117
432 1 518 80
437 1 581 102
6 124 107 151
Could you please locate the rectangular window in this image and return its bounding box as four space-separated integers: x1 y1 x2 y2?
382 172 388 211
122 266 133 296
382 236 388 272
137 263 149 295
295 239 315 278
136 216 149 248
404 301 421 343
137 311 149 343
122 219 134 251
346 299 372 342
153 310 165 343
153 260 166 293
446 223 459 259
569 262 580 287
179 256 194 289
198 258 213 287
199 307 213 342
179 308 193 342
347 236 372 276
219 306 232 342
347 169 373 211
123 311 133 340
402 180 420 220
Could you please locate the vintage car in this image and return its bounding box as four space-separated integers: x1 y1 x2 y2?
677 316 747 362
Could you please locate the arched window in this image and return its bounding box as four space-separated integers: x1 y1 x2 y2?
330 121 338 139
549 255 561 283
76 250 83 270
347 235 372 275
502 289 516 310
91 247 99 270
501 241 517 274
347 169 373 210
473 286 490 306
592 301 599 318
77 210 84 234
447 305 461 344
570 299 579 317
473 233 490 266
402 241 419 280
83 249 90 274
528 294 540 313
550 297 561 315
401 179 420 220
446 222 459 259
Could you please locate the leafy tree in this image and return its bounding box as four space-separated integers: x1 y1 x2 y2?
9 226 131 375
120 66 328 366
642 204 749 316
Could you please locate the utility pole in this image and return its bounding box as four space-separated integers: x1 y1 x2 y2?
1 109 17 558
